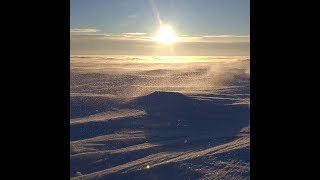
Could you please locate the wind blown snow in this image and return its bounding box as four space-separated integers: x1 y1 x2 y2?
70 55 250 179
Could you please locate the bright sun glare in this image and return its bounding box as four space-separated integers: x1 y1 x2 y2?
154 25 178 44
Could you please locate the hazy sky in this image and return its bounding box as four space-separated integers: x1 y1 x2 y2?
71 0 250 55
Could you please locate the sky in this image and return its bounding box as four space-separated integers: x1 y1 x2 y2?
70 0 250 56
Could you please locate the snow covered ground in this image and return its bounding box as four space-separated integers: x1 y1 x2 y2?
70 56 250 179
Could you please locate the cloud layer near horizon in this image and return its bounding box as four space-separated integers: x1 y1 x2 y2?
70 29 249 56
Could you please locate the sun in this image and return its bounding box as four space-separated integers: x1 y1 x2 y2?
154 25 178 44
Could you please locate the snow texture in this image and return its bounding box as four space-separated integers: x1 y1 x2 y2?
70 56 250 179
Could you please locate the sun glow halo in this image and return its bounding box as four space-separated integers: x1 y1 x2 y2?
154 25 178 44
